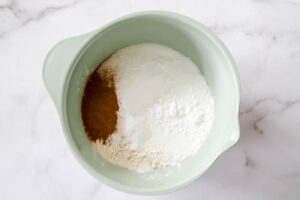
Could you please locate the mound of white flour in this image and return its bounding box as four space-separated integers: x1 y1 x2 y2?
93 43 214 172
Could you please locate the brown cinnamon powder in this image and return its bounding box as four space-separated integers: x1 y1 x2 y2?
81 66 119 144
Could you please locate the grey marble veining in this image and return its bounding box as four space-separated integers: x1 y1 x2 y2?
0 0 299 199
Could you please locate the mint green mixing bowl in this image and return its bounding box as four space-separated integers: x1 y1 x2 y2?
43 11 240 195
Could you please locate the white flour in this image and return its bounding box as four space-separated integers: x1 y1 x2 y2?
93 43 214 173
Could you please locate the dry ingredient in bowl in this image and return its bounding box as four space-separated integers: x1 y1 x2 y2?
81 43 214 173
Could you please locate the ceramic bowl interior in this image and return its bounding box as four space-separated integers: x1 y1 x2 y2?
63 12 239 194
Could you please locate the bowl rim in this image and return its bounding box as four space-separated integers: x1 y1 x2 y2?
59 10 241 195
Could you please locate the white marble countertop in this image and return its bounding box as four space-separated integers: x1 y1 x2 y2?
1 0 299 199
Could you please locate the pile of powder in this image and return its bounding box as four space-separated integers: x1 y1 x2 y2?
91 43 214 172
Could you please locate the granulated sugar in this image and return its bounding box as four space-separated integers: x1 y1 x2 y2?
93 43 214 172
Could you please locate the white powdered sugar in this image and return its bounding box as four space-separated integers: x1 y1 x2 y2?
93 43 214 172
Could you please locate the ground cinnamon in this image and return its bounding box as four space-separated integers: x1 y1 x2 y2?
81 66 119 144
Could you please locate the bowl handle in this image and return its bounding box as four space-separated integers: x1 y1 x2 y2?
42 33 93 108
